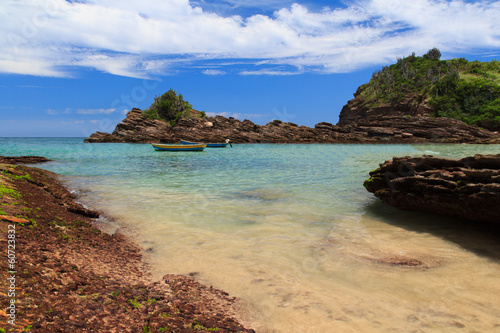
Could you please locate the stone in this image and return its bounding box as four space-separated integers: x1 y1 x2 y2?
364 154 500 224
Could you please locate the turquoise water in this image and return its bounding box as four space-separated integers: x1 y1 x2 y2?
2 138 500 332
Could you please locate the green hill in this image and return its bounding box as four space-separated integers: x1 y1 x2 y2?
357 48 500 131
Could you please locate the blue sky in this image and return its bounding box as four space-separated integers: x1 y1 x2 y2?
1 0 500 137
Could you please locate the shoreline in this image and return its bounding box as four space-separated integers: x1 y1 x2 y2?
84 109 500 144
0 157 254 332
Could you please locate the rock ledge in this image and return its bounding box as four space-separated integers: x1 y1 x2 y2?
364 154 500 224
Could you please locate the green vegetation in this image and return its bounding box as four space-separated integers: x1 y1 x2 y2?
128 296 142 308
0 183 22 199
358 48 500 130
142 89 194 126
191 318 218 331
1 170 33 181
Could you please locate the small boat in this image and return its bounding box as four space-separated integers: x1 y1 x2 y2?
181 139 231 148
152 143 206 151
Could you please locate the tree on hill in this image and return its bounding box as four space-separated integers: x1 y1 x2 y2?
358 48 500 131
143 89 193 126
423 47 441 60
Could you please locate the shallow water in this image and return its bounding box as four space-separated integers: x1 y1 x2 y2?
2 138 500 332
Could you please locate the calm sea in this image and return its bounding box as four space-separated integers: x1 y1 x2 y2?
2 137 500 332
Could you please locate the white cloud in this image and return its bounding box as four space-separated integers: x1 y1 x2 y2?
0 0 499 78
239 69 299 75
49 108 117 115
75 108 116 115
202 69 226 75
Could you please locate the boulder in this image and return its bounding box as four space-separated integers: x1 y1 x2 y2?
364 154 500 224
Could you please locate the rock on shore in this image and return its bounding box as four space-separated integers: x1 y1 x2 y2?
0 158 254 332
84 107 500 144
0 156 52 164
364 154 500 224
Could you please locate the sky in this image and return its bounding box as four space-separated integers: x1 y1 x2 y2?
1 0 500 137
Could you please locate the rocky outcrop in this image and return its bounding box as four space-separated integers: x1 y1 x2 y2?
337 89 432 126
364 154 500 224
341 115 500 143
85 108 171 143
85 108 352 143
84 108 500 144
337 89 500 143
0 156 52 164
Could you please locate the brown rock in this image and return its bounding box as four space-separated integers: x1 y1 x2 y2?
85 105 500 144
364 154 500 224
0 156 52 164
0 161 254 332
337 91 500 143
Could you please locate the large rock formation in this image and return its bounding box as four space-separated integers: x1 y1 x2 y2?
85 108 352 143
337 89 500 143
84 107 500 144
337 89 432 126
364 154 500 224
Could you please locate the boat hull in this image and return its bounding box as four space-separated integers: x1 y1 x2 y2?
152 143 206 151
181 140 228 148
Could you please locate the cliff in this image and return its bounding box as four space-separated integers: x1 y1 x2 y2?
364 154 500 224
84 108 500 144
339 53 500 131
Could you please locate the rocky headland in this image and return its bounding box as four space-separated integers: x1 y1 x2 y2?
0 157 254 332
84 107 500 144
84 53 500 144
364 154 500 224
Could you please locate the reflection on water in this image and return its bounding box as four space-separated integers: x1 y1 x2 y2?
3 139 499 332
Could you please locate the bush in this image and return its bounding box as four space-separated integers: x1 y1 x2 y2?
142 108 161 120
430 77 500 130
423 48 441 60
143 89 193 126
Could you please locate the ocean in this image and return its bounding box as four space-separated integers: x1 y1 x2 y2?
2 137 500 332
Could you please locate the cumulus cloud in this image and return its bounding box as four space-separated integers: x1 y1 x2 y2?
0 0 499 78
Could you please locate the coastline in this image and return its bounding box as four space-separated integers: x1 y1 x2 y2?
84 108 500 145
0 158 254 332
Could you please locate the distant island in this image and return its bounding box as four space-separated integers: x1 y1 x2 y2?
85 49 500 144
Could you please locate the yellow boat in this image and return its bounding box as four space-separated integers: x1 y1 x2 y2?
152 143 207 151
